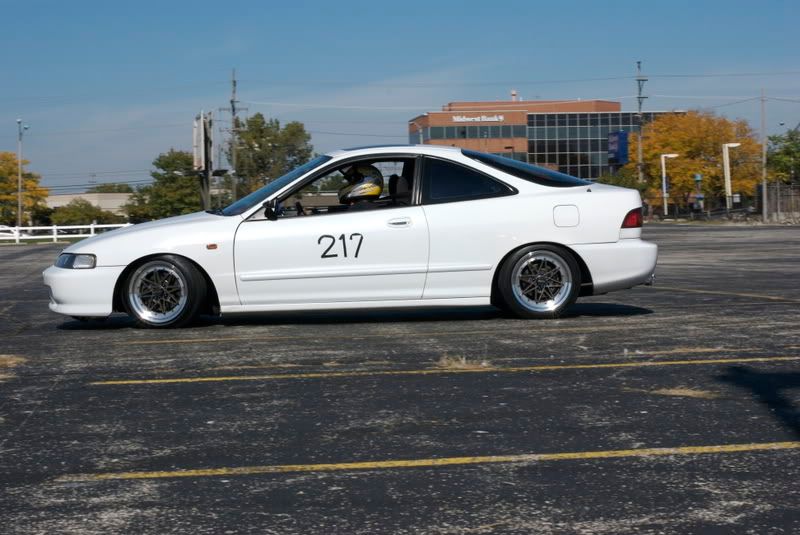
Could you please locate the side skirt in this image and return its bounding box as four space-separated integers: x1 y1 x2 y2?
220 297 490 314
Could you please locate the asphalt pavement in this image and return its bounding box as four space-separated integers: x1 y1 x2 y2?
1 225 799 534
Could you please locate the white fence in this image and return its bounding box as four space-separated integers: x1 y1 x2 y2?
0 224 131 244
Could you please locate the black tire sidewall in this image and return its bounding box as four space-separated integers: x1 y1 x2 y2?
497 245 581 319
125 255 206 328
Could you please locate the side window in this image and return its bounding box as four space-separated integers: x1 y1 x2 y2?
276 158 415 218
422 157 513 204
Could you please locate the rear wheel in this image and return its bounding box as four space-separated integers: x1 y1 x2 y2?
498 245 581 319
124 256 205 328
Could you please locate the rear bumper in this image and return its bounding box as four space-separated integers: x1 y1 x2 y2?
43 265 124 317
572 239 658 295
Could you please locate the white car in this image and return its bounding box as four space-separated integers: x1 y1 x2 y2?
43 145 657 328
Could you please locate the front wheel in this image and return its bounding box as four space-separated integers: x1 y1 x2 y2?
124 256 206 328
497 245 581 319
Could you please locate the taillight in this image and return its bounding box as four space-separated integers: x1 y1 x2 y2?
621 208 643 228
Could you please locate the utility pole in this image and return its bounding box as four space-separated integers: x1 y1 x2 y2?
219 68 247 201
16 119 28 228
636 61 648 184
761 88 768 222
216 123 224 209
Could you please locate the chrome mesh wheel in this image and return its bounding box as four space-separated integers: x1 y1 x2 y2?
128 261 188 325
510 250 573 313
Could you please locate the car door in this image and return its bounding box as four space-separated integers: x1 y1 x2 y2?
419 155 518 299
234 174 429 307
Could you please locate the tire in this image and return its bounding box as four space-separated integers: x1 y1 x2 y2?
497 245 581 319
124 255 206 328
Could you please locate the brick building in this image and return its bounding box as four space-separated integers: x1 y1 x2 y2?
409 98 675 180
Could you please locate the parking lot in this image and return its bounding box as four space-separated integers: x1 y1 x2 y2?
1 225 799 534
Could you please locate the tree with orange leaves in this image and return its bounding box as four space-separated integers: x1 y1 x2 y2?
0 151 49 225
624 111 762 213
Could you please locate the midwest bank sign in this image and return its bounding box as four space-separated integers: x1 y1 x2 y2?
451 114 505 123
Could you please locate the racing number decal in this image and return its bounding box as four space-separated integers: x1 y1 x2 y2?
318 233 363 259
350 233 364 257
318 235 337 258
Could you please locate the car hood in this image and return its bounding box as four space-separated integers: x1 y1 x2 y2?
64 211 242 266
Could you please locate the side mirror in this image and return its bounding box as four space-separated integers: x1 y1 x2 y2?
263 199 278 221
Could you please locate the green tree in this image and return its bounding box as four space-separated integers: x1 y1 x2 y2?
230 114 313 195
596 166 647 195
768 128 800 184
51 198 125 225
87 182 134 193
0 151 49 225
124 149 200 222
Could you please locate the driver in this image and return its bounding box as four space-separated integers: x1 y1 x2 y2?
338 164 384 206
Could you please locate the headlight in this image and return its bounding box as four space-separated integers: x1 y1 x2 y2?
55 253 96 269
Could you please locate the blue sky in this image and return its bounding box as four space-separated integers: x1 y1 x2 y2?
1 0 799 191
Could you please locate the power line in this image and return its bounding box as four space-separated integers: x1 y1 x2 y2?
2 80 227 104
702 97 762 109
308 130 404 138
243 100 437 111
3 94 795 146
4 69 799 106
44 177 154 187
37 168 152 177
652 94 758 99
0 123 186 140
241 70 800 88
769 97 800 104
44 179 153 190
242 96 638 112
649 70 800 79
240 75 635 88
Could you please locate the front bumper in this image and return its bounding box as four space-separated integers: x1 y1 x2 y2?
571 239 658 295
43 265 125 317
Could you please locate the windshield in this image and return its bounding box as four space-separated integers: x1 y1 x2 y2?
221 155 332 216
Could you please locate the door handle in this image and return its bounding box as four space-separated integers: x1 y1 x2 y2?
387 217 412 228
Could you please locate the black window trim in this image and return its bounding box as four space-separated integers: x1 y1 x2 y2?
247 153 424 221
419 155 518 206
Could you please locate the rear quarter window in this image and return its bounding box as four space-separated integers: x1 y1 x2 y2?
463 149 592 188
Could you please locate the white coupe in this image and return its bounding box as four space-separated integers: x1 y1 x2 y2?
43 145 657 328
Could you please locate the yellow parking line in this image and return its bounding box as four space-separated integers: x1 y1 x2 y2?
647 285 800 303
56 441 800 482
90 355 800 386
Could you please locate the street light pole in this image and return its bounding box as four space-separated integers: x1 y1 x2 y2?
660 153 678 217
722 142 741 214
16 119 29 229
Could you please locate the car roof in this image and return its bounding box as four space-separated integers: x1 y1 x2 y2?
325 144 462 158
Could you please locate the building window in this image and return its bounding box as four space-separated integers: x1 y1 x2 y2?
430 126 444 140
